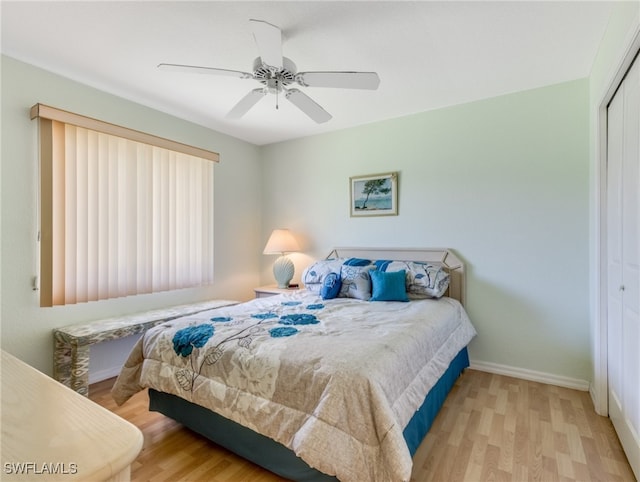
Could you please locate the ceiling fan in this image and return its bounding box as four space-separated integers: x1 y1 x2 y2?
158 19 380 123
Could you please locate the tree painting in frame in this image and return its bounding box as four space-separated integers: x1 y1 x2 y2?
350 172 398 217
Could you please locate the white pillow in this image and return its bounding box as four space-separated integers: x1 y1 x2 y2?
302 258 345 293
373 260 450 299
339 265 374 300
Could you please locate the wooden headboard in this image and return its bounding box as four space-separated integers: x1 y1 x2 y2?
327 247 466 306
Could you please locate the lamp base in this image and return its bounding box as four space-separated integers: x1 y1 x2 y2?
273 255 294 289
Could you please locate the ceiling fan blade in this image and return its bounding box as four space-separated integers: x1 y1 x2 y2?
226 88 266 119
296 71 380 90
285 89 332 123
249 19 283 68
158 63 252 79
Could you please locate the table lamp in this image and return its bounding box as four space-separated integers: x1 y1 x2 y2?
263 229 300 288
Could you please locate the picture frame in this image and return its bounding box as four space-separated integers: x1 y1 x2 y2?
350 171 398 217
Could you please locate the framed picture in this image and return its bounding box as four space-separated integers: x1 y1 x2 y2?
350 172 398 217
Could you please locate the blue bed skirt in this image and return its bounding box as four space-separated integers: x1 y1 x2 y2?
149 347 469 481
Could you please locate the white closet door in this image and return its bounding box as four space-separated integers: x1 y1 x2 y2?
607 54 640 479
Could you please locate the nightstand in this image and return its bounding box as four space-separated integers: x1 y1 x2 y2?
254 285 300 298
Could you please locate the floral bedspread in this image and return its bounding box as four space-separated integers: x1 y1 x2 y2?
112 291 476 482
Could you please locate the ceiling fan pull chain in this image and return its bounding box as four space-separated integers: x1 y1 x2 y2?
276 80 279 110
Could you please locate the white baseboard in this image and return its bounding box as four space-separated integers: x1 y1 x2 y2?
589 383 608 416
470 360 590 392
88 366 121 384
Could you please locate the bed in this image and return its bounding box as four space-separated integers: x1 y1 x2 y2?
112 247 476 482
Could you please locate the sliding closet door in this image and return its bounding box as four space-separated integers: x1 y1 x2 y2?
607 54 639 479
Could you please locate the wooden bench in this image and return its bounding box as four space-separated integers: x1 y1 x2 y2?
53 299 238 396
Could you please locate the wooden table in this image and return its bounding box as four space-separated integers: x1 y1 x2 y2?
1 350 143 481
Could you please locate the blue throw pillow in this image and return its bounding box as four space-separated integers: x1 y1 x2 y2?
320 272 342 300
370 269 409 302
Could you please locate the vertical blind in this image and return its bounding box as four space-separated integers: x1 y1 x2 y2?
32 104 219 307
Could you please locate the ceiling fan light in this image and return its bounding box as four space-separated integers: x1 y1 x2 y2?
266 79 280 94
160 19 378 123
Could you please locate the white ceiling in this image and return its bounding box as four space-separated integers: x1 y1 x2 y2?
2 1 614 146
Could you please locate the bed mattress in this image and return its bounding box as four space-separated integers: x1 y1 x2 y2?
113 291 476 482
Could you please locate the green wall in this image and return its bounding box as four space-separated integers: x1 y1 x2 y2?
1 55 263 376
260 79 591 382
5 0 638 384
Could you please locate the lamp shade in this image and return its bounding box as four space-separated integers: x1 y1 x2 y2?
263 229 300 255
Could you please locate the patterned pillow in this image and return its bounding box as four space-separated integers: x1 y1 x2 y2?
320 272 342 300
343 257 372 267
339 264 374 300
302 258 345 293
405 262 450 299
374 260 450 299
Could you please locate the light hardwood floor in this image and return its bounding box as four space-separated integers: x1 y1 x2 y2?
89 369 635 481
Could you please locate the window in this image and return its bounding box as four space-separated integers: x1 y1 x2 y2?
31 104 219 307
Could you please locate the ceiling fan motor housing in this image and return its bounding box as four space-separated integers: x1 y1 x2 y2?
253 57 296 93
